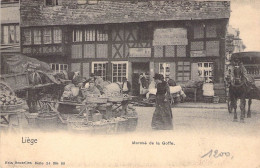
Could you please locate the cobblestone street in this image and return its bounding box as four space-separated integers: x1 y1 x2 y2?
136 100 260 136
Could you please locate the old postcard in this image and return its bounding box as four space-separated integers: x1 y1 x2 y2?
0 0 260 168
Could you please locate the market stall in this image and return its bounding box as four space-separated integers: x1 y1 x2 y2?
0 81 26 131
23 81 138 134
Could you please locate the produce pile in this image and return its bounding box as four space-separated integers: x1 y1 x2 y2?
0 91 22 106
0 82 23 111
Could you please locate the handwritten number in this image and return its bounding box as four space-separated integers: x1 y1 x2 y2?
201 149 213 158
202 150 232 159
213 150 219 158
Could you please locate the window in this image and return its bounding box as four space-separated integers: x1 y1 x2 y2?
194 24 205 39
97 29 108 41
16 26 20 43
198 62 214 83
43 28 52 44
72 29 82 42
112 61 128 83
1 0 19 3
206 24 217 38
33 29 41 44
45 0 61 6
50 63 68 73
1 24 19 44
23 29 31 45
85 29 96 41
177 61 190 82
91 62 108 80
53 27 62 43
159 63 170 79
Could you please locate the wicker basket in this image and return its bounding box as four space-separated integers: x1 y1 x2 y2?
36 112 59 130
106 121 117 134
68 123 94 134
0 101 24 113
116 119 128 133
126 117 138 132
93 123 109 134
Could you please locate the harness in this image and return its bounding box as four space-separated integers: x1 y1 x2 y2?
230 65 247 88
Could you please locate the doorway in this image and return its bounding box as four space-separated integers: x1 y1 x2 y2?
132 62 150 96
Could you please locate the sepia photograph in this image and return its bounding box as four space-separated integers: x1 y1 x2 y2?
0 0 260 167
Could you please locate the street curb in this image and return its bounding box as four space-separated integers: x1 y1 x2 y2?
174 103 227 109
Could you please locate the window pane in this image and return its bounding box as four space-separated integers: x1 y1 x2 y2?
85 29 95 41
3 26 9 44
92 63 107 80
15 26 20 43
23 29 31 45
9 26 15 43
97 29 108 41
73 29 82 42
34 29 41 44
43 28 52 44
54 28 62 43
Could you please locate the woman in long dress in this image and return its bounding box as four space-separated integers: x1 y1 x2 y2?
151 74 173 130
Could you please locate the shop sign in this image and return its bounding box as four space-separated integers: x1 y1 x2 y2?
129 48 151 57
153 28 188 46
190 50 206 57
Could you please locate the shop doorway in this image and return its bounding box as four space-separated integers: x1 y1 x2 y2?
132 62 150 96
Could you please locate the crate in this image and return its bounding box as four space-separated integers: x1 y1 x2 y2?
85 94 108 104
107 92 124 102
213 96 220 104
24 112 38 127
204 96 213 103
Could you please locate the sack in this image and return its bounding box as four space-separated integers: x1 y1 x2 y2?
169 86 182 93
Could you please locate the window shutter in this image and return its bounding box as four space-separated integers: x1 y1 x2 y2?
154 62 159 74
82 63 90 79
170 62 176 80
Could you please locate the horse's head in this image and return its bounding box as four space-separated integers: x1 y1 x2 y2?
233 64 244 85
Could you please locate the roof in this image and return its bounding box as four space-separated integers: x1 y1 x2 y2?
20 0 230 27
231 52 260 60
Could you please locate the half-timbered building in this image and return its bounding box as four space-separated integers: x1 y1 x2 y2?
20 0 230 96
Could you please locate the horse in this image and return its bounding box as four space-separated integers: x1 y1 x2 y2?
228 63 253 122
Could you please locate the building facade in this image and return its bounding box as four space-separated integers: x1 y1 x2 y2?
0 0 20 73
20 0 230 95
